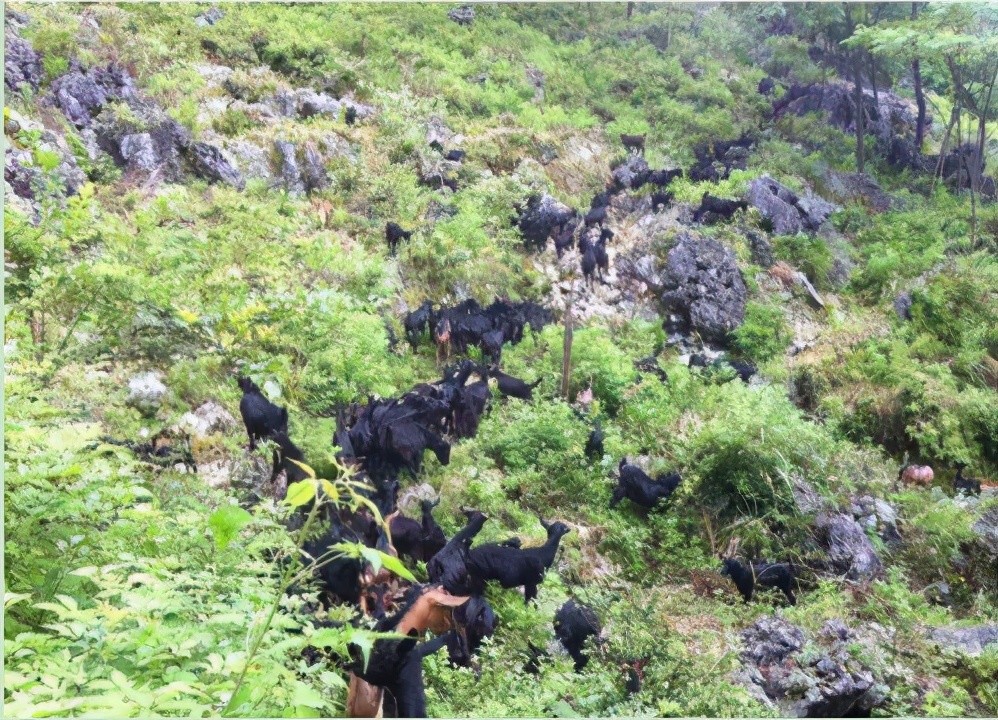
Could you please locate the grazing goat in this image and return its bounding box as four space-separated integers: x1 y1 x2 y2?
650 190 673 212
584 204 608 227
420 499 448 561
954 462 981 496
466 517 571 604
620 133 646 155
600 227 615 244
634 355 669 382
898 463 934 488
692 192 748 224
757 76 776 95
591 190 612 210
648 168 682 187
585 421 605 461
385 222 413 256
427 509 488 595
553 222 577 258
404 300 434 348
237 377 289 450
487 366 542 401
554 599 602 671
594 237 609 280
611 459 681 510
389 511 427 565
344 105 357 125
444 149 466 162
720 557 797 605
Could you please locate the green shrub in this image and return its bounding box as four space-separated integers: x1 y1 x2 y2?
731 301 790 363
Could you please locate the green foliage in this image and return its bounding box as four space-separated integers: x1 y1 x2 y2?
773 233 835 289
732 301 791 363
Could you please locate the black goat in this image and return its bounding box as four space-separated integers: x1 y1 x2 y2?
446 594 497 668
585 421 605 461
648 168 682 187
590 190 612 210
427 509 488 595
344 105 357 125
594 237 609 280
466 517 571 604
553 222 577 258
581 245 597 287
611 459 681 510
385 222 413 256
487 366 542 401
444 149 466 162
404 300 434 348
954 462 982 496
389 511 426 565
757 76 776 95
420 498 447 561
620 133 646 155
237 377 289 451
349 629 454 718
584 204 608 227
720 557 797 605
554 599 602 671
650 190 673 212
634 355 669 382
692 192 748 224
600 227 615 244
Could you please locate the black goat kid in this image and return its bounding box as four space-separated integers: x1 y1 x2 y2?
554 599 602 671
692 192 748 224
954 462 982 496
237 377 289 450
720 557 798 605
385 222 413 256
487 366 542 401
611 459 681 510
427 510 488 595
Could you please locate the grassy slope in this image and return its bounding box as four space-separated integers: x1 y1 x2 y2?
4 3 997 717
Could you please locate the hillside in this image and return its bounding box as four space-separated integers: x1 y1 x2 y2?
4 3 998 718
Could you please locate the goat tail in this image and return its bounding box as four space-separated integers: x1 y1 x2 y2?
529 378 543 389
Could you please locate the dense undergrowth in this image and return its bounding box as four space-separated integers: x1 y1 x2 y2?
4 2 998 718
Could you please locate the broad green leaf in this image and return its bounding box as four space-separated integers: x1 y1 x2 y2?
375 551 416 583
358 547 383 575
69 566 98 577
285 479 316 508
291 683 325 709
208 506 253 550
5 592 33 609
288 459 316 479
54 594 78 612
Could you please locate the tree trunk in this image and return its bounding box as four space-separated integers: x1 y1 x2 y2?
911 3 927 150
846 5 865 173
627 2 635 19
561 289 574 401
934 104 959 190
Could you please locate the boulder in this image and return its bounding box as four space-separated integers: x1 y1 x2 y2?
194 6 224 27
737 617 888 718
658 233 747 344
972 506 998 557
127 372 168 415
177 401 237 439
4 31 42 93
294 88 342 119
747 175 838 235
4 147 39 199
746 230 775 268
300 142 328 193
815 512 882 581
426 115 454 149
849 495 901 547
823 171 892 214
49 62 138 129
611 154 650 191
516 193 576 251
120 133 159 172
225 140 272 181
188 142 245 189
929 625 998 656
448 5 475 25
274 140 305 196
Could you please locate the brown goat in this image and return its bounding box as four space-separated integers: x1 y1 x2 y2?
898 464 934 487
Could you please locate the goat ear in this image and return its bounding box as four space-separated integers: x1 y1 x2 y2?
538 516 551 531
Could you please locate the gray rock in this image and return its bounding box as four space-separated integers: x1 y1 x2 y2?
792 475 826 515
658 233 747 344
815 512 882 581
448 5 475 25
738 617 888 718
849 495 901 547
611 154 650 191
793 271 825 309
747 175 837 235
929 625 998 656
177 401 236 439
341 98 375 121
824 171 892 213
194 6 224 27
188 142 245 189
294 88 341 119
4 147 39 199
300 142 328 193
426 115 453 149
274 140 304 196
747 231 774 268
50 63 138 129
127 372 168 415
225 140 272 181
120 133 158 172
4 31 42 93
972 507 998 557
